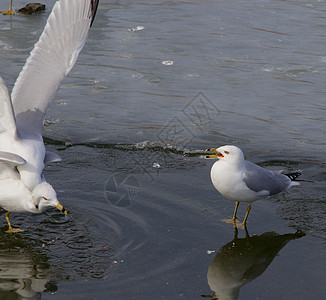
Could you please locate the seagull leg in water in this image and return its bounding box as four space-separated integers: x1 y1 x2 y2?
222 201 244 227
232 201 239 221
243 204 251 225
206 145 301 227
5 212 23 233
1 0 15 15
221 201 245 228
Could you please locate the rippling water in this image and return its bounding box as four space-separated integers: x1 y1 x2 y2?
0 0 325 299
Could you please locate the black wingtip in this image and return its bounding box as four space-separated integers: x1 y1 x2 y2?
284 171 301 181
89 0 99 27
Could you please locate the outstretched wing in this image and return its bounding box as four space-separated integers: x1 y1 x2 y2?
11 0 99 140
0 76 18 140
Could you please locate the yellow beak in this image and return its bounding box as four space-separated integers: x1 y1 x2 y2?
205 148 224 158
54 203 68 215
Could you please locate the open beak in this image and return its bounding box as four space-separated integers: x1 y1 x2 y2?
205 148 224 159
54 203 68 215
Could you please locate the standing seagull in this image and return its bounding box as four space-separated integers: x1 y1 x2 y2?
0 0 99 232
206 145 301 225
1 0 15 15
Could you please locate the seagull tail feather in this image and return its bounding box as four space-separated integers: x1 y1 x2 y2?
284 171 301 181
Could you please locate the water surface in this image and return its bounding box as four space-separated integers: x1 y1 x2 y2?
0 0 325 299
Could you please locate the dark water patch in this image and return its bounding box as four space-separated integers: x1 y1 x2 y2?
203 230 305 299
257 159 303 168
274 186 326 242
44 136 208 157
44 141 206 177
0 217 57 298
0 207 116 286
272 161 326 242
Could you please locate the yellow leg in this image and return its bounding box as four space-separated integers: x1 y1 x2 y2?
232 201 239 221
243 204 251 225
5 212 24 233
222 201 242 227
1 0 15 16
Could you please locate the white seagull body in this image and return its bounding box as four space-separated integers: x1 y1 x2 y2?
206 145 300 225
0 0 99 232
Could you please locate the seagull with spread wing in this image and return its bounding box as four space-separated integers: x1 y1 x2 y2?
0 0 99 232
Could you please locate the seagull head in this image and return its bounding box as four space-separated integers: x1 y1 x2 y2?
206 145 245 165
32 182 67 214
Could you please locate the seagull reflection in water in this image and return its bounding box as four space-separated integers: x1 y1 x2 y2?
0 234 56 298
202 226 305 300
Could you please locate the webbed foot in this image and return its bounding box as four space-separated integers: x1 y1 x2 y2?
221 218 246 229
221 218 240 225
6 227 24 233
5 212 23 233
1 9 14 15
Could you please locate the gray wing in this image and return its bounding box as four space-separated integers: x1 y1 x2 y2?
11 0 99 140
243 161 291 195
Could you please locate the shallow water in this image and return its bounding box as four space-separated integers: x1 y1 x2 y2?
0 0 325 299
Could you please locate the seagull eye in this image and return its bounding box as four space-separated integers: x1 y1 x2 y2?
43 197 48 201
224 151 229 154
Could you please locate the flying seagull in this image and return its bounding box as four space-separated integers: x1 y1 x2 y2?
206 145 301 225
0 0 99 232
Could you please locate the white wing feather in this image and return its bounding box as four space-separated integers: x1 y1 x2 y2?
11 0 98 140
0 76 18 139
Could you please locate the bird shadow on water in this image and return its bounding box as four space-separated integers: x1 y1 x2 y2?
201 226 305 300
0 207 117 298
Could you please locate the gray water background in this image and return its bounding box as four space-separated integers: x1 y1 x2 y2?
0 0 325 299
